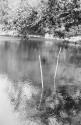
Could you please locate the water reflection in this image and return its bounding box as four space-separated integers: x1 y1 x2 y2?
0 75 21 125
0 38 81 86
0 37 81 124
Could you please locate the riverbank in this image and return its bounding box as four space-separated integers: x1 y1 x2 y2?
0 30 19 37
0 29 81 46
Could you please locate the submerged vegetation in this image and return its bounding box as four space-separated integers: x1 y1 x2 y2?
8 79 81 125
7 45 81 125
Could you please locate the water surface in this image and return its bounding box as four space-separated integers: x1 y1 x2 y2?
0 36 81 125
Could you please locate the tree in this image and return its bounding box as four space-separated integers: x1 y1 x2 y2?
11 0 81 37
13 0 39 36
41 0 81 37
0 0 9 24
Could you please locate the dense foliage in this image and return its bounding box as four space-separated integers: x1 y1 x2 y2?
0 0 15 31
12 0 81 37
0 0 9 24
1 0 81 37
12 0 45 36
40 0 81 37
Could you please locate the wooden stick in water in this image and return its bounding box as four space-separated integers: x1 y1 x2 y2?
54 47 62 94
38 54 44 109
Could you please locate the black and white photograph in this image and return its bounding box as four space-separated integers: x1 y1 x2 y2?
0 0 81 125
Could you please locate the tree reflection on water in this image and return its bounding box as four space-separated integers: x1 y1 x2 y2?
0 38 81 124
8 78 81 125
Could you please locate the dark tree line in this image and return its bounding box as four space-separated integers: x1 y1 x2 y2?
1 0 81 37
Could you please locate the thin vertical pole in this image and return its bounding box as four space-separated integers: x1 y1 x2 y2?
54 47 62 94
38 54 44 109
39 55 44 90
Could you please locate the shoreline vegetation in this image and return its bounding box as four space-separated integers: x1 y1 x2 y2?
1 30 81 49
0 29 81 40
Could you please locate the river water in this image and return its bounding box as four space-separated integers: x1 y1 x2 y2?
0 36 81 125
0 36 52 125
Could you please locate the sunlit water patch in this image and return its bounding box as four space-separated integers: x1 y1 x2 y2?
0 74 21 125
0 74 42 125
7 76 42 124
